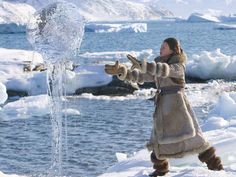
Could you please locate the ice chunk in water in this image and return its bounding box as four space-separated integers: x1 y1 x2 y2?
0 82 8 105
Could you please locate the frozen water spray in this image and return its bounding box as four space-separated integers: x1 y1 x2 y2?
27 1 84 176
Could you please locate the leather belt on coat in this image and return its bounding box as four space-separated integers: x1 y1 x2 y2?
154 85 185 105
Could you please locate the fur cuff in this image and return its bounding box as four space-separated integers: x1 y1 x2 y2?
131 69 139 83
137 73 144 85
117 65 128 81
140 60 147 73
146 61 156 75
156 62 170 78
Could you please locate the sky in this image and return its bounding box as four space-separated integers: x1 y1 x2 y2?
134 0 236 18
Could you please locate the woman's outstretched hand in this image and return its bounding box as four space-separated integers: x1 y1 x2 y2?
104 61 121 75
104 61 128 80
126 54 142 71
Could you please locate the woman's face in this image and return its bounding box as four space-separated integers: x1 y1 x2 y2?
160 42 173 57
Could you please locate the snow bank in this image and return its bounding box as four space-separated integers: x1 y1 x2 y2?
209 92 236 119
99 149 236 177
0 48 46 95
85 23 147 33
186 48 236 80
0 82 8 104
2 47 236 97
0 1 35 33
0 48 112 95
66 64 112 94
187 12 220 22
215 23 236 30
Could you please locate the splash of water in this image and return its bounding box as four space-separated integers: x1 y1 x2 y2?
27 1 84 176
47 61 65 175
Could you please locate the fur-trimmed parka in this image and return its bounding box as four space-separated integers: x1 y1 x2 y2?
119 53 211 160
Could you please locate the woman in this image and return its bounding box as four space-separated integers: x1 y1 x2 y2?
104 37 223 176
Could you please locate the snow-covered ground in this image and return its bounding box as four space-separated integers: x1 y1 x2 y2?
98 89 236 177
0 48 112 95
85 23 147 33
186 48 236 80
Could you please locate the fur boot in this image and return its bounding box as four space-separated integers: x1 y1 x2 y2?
198 146 224 171
149 152 169 177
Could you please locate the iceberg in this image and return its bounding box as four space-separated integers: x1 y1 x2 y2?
215 23 236 30
0 94 81 120
187 12 220 22
79 49 153 61
85 23 147 33
0 82 8 104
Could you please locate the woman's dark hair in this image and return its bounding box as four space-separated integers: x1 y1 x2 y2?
164 37 183 56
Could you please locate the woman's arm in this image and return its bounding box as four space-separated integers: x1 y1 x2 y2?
138 60 185 79
124 69 155 84
104 61 155 84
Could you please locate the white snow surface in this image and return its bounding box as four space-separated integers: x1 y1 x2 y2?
0 48 112 95
85 23 147 33
186 48 236 80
